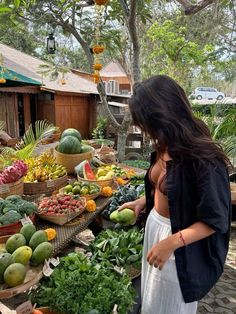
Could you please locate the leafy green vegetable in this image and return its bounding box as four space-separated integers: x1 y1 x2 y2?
89 227 143 272
122 160 150 170
30 253 136 314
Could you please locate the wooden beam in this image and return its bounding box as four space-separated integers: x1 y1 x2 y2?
0 86 40 94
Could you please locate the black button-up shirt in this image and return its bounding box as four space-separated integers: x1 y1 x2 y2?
144 152 231 303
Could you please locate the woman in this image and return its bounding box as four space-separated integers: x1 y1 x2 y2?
119 75 231 314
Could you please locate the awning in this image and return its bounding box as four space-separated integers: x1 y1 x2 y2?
0 66 41 87
108 101 128 108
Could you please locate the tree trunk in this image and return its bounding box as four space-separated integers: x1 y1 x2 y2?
117 131 127 162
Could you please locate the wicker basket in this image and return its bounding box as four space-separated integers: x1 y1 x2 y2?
54 147 94 174
0 235 43 299
23 175 68 195
0 214 36 236
77 175 114 188
0 179 23 199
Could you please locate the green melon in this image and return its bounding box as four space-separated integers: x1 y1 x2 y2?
61 128 82 141
81 144 92 153
0 253 14 283
29 230 48 250
4 263 26 287
20 224 37 243
57 136 81 154
30 242 53 266
5 234 26 254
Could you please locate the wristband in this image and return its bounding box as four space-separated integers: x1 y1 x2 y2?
179 230 186 246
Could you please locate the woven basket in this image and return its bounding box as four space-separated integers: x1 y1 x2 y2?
77 175 114 188
23 175 68 195
0 179 23 199
54 147 94 174
0 214 36 236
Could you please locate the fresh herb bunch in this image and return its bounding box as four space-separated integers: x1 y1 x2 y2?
89 227 143 271
30 253 136 314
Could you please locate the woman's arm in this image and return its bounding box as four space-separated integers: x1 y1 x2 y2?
147 222 215 269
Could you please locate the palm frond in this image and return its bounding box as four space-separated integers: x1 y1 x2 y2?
0 121 6 131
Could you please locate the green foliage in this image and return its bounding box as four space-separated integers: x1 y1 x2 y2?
92 116 107 140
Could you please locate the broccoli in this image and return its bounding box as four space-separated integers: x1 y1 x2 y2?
0 210 22 225
0 199 6 214
17 201 38 216
5 195 23 204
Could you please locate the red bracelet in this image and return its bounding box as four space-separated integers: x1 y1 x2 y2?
179 230 186 246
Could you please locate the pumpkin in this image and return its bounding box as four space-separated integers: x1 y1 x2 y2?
86 200 97 212
45 228 57 241
102 186 113 197
116 177 126 185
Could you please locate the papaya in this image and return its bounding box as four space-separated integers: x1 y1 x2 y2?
0 253 14 283
4 263 26 287
12 246 32 265
29 230 48 250
110 208 136 226
30 242 53 266
5 233 26 254
20 224 36 243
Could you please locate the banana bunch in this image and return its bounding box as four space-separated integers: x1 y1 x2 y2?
24 152 67 183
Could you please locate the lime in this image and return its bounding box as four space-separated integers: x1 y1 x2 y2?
80 187 89 195
89 189 97 195
81 182 89 188
72 186 81 195
64 185 73 193
73 181 81 186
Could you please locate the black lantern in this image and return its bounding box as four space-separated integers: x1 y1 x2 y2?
47 33 56 54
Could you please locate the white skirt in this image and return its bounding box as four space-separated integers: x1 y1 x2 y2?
141 209 198 314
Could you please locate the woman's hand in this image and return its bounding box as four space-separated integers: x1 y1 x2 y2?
118 196 146 218
147 237 177 270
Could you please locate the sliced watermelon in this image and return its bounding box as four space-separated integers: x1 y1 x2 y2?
75 160 88 177
83 161 96 180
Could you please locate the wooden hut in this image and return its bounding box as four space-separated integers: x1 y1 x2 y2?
0 44 98 139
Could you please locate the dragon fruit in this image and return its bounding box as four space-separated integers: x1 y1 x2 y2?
0 160 28 185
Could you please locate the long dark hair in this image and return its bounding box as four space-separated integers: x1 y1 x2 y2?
129 75 230 165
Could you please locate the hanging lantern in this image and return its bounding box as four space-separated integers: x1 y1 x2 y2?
92 44 105 54
93 63 103 71
47 33 56 54
0 78 6 84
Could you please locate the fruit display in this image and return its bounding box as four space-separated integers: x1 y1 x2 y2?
0 195 38 226
0 226 53 288
102 186 139 219
76 160 135 182
86 200 97 213
0 160 27 185
38 194 85 215
24 153 67 183
56 128 93 155
62 181 101 199
129 173 145 186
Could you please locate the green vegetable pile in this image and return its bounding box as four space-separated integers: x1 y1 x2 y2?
122 160 149 170
89 228 143 272
0 195 38 226
102 186 138 219
30 253 136 314
129 173 145 186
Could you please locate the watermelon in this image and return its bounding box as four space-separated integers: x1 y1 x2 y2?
61 128 82 141
74 160 88 177
57 136 81 154
81 144 92 153
83 161 96 180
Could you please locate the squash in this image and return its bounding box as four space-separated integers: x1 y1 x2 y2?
86 200 96 212
102 186 113 197
45 228 57 241
116 177 126 186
